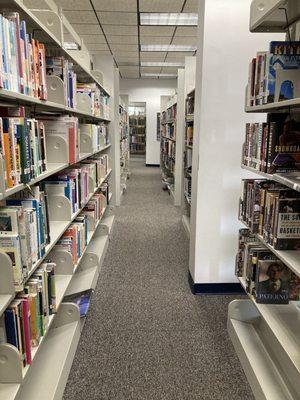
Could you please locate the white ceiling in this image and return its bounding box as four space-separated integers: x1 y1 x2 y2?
27 0 199 78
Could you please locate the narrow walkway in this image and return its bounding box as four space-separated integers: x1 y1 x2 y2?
63 157 253 400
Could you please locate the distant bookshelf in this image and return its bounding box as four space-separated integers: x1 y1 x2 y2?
129 112 146 155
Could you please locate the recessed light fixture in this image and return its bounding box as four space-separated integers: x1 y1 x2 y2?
140 13 198 26
141 73 177 78
141 62 185 67
64 42 79 50
141 44 196 52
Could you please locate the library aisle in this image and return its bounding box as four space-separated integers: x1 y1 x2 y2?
63 157 253 400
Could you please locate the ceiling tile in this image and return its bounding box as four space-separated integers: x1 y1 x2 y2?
92 0 137 12
183 0 199 12
165 54 186 62
119 67 139 74
161 66 183 74
79 34 106 44
86 43 109 51
55 0 92 10
139 0 183 12
176 26 198 36
166 51 195 58
118 61 140 66
110 44 138 52
140 36 173 45
121 72 140 78
172 36 197 46
140 52 167 61
70 24 102 35
114 53 139 61
140 26 175 37
90 50 111 55
63 11 98 24
97 12 137 25
107 35 138 45
102 25 138 36
141 67 162 74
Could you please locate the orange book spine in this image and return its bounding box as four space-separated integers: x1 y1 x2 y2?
2 133 14 188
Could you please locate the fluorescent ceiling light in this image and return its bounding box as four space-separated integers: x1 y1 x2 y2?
140 13 198 26
141 73 177 78
64 42 79 50
141 61 184 67
141 44 196 52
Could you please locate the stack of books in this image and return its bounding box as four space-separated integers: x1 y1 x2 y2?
246 41 300 106
236 228 300 304
80 123 109 152
2 262 56 367
239 179 300 250
0 186 50 290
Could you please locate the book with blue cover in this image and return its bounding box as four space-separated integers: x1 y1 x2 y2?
266 41 300 103
64 289 93 317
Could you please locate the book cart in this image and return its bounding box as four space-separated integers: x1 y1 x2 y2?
160 95 177 198
0 1 117 399
228 1 300 399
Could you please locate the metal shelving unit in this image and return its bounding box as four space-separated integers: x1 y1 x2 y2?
0 2 118 399
228 3 300 399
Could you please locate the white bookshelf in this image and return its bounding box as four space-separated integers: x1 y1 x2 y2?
160 94 177 201
0 2 119 399
228 3 300 399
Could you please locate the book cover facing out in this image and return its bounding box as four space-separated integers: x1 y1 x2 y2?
64 289 93 317
256 259 290 304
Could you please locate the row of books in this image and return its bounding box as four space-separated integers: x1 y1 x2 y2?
246 41 300 107
81 123 109 153
0 262 56 367
166 104 177 122
236 228 300 304
49 186 107 268
0 155 110 290
242 113 300 174
0 107 110 192
186 91 195 115
184 176 191 204
0 12 109 118
129 115 146 126
239 179 300 250
0 12 47 99
162 123 176 140
185 124 193 146
46 56 77 109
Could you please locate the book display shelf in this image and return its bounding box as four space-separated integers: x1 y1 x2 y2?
0 2 116 400
119 97 129 196
228 1 300 399
160 96 177 196
129 104 146 155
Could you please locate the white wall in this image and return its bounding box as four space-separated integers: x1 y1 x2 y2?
190 0 284 284
120 79 176 165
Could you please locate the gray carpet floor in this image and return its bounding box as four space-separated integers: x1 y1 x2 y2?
63 157 254 400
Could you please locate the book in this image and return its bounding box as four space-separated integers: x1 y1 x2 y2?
256 259 290 304
63 289 93 317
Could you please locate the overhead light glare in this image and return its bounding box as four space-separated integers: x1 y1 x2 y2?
141 73 177 78
141 44 196 52
140 13 198 26
141 61 184 67
64 42 79 50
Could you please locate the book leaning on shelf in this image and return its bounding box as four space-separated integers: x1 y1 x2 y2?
246 41 300 106
239 179 300 250
236 228 300 304
0 185 50 290
0 262 56 368
242 113 300 174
